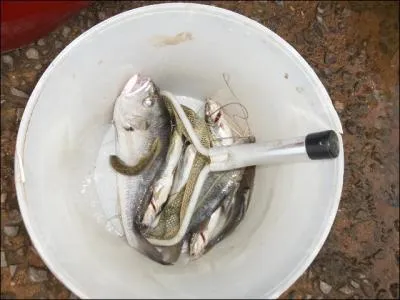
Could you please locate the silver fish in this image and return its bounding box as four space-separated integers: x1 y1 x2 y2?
188 98 255 256
187 170 242 234
111 74 172 264
192 166 256 259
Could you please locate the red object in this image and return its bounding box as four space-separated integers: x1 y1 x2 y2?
1 0 90 52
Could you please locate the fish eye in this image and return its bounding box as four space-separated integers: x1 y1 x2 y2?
142 97 155 107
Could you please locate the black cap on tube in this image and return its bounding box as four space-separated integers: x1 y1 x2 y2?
305 130 340 160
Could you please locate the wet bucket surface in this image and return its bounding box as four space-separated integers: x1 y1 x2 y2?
15 3 344 299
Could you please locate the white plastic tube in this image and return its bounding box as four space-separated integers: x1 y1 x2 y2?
209 137 307 171
161 90 340 172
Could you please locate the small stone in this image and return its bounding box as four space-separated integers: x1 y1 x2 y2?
350 280 360 289
55 40 63 49
347 45 358 57
28 266 48 282
334 101 345 112
42 49 49 55
2 55 14 67
324 52 337 64
323 68 332 76
10 87 29 98
320 281 332 295
376 289 389 299
37 38 46 46
62 26 71 38
275 0 284 6
98 11 106 21
339 285 353 295
26 48 39 60
34 64 42 70
4 226 19 237
9 265 17 278
305 295 313 300
361 281 373 297
1 251 7 267
316 15 324 24
1 192 7 203
16 248 24 256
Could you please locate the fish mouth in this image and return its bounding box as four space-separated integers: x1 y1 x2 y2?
123 73 156 98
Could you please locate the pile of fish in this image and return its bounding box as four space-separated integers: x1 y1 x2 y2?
110 74 255 265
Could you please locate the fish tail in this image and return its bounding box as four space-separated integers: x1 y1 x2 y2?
132 224 176 266
109 138 161 176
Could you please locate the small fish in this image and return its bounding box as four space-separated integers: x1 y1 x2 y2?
187 98 246 230
191 166 255 259
188 98 255 256
187 170 242 233
111 73 173 264
205 99 234 146
142 130 184 227
205 98 255 144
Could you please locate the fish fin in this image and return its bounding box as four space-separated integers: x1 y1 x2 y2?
132 224 174 266
109 138 161 176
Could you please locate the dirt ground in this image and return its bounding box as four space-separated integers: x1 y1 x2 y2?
1 1 399 299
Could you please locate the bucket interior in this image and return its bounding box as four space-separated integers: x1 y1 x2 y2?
16 4 343 298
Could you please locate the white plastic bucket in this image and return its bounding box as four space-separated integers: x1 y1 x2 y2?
15 3 344 299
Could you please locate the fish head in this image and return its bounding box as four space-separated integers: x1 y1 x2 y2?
113 74 167 132
204 98 223 126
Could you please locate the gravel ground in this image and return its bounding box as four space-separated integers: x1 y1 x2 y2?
1 1 399 299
